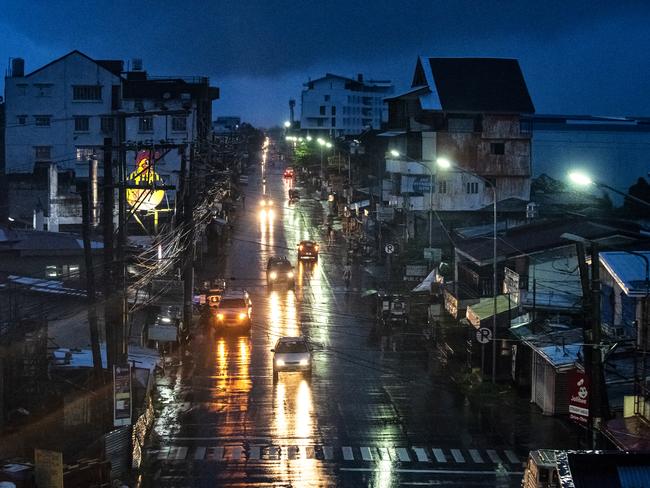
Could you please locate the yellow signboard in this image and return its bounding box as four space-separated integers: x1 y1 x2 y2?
126 151 165 211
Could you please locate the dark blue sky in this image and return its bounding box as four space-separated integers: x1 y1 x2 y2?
2 0 650 127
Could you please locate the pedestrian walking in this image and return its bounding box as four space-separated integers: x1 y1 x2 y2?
327 224 334 246
343 261 352 289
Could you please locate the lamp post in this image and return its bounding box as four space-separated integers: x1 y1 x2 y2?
389 150 433 250
568 171 650 210
317 138 326 180
438 157 498 383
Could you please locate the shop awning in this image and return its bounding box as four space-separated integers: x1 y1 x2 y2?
466 295 519 328
412 268 437 293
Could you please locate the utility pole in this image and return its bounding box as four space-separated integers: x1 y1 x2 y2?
182 144 194 344
590 242 609 444
80 179 103 383
103 138 116 369
116 140 127 365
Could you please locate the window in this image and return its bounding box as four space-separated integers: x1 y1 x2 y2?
331 117 336 127
331 106 336 116
438 180 447 194
17 115 27 125
466 182 479 194
35 83 53 97
76 147 95 161
101 116 114 133
72 85 102 101
139 116 153 133
74 116 90 132
172 116 187 131
324 95 330 101
35 115 51 126
319 105 326 116
490 142 505 155
35 146 52 160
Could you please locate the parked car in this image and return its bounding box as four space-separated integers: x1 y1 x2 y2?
214 290 252 330
266 256 295 288
297 240 319 261
271 336 312 382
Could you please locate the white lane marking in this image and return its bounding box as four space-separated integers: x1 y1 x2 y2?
194 447 206 460
323 446 334 460
505 450 520 464
413 447 429 462
340 468 524 475
469 449 484 463
377 447 391 461
432 448 446 463
487 449 503 464
360 446 374 461
396 447 411 462
450 449 465 463
174 447 188 460
249 446 261 460
342 446 354 461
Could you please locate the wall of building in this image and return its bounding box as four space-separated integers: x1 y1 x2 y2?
4 52 121 176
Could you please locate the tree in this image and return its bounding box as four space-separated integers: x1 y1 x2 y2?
624 177 650 214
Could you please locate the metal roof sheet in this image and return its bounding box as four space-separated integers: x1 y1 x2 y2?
600 251 650 297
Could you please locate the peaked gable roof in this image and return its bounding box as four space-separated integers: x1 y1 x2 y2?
25 50 123 78
412 57 535 114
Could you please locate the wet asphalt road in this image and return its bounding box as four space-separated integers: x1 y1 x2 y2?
140 157 543 487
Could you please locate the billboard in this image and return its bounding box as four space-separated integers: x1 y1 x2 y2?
568 370 589 425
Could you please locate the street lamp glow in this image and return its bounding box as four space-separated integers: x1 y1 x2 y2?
436 157 451 169
568 171 594 187
284 121 291 128
317 138 325 146
326 142 332 148
298 137 304 142
390 149 400 158
306 136 312 141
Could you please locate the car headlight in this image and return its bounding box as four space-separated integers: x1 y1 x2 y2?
217 313 224 321
299 359 309 366
238 312 247 320
268 200 273 206
276 359 285 366
269 271 277 280
287 271 294 278
260 200 266 207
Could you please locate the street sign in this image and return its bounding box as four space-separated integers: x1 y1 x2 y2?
569 370 589 425
404 264 428 281
113 364 132 427
475 327 492 344
423 247 442 262
384 243 395 254
412 175 432 193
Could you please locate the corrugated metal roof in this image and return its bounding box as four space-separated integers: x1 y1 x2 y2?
600 251 650 297
465 294 519 326
618 465 650 487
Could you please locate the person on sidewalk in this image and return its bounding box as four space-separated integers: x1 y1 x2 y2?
343 261 352 289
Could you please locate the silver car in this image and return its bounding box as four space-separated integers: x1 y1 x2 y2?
271 336 312 382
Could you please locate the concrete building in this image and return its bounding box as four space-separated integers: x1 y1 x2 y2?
383 57 534 218
300 73 393 136
212 116 241 134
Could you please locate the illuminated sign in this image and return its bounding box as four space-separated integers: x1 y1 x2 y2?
126 151 165 211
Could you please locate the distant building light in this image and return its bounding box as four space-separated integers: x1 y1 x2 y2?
8 217 15 222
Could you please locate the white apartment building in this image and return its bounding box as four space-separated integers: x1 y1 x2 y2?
4 51 122 177
300 74 393 137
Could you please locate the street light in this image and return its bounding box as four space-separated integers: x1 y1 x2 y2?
568 170 650 209
437 157 498 383
317 138 327 179
284 121 291 128
389 150 434 251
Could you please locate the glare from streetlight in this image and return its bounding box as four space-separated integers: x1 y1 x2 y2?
285 136 291 141
317 138 325 146
390 149 400 158
436 157 452 169
298 137 304 142
568 171 594 187
284 121 291 128
306 136 312 141
326 142 332 148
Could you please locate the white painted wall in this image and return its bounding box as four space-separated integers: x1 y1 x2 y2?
4 52 121 176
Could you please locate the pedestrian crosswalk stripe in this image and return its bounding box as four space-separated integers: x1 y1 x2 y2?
396 447 411 462
342 446 354 461
486 449 503 464
156 444 523 465
194 447 206 460
450 449 465 463
360 447 374 461
469 449 484 463
505 450 519 464
323 446 334 460
432 448 446 463
249 446 261 460
413 447 429 462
